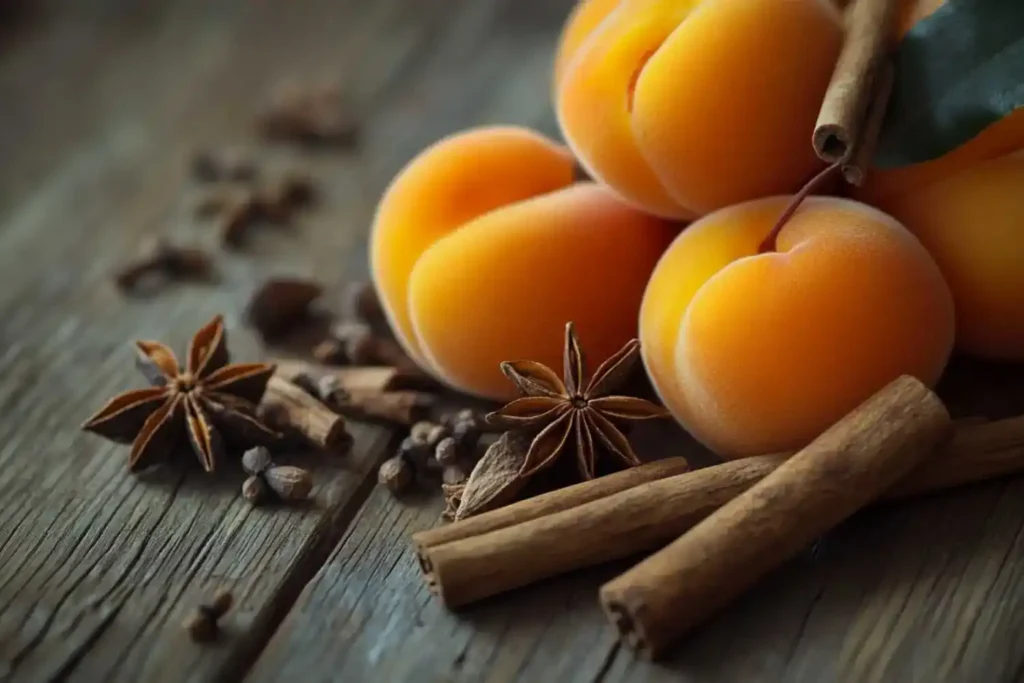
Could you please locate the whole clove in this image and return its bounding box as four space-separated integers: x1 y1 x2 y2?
114 237 216 294
256 80 359 148
185 589 234 643
190 148 257 183
244 277 324 341
341 280 383 322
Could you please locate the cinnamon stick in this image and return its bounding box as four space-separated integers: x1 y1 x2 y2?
274 359 434 392
842 59 894 185
259 375 350 452
599 375 950 658
415 411 1024 611
414 457 691 550
813 0 899 163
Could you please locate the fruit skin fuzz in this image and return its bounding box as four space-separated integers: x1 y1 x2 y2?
555 0 843 219
639 195 955 459
369 125 678 401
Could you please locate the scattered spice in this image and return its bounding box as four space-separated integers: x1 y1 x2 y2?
378 455 413 493
190 148 257 183
341 280 383 322
113 237 216 294
243 277 324 341
196 171 318 249
454 431 533 521
81 315 279 472
259 376 350 453
185 589 234 643
242 475 269 504
240 446 314 504
313 320 415 368
486 322 669 481
256 80 359 148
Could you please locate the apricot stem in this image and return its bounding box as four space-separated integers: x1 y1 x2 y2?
758 161 842 254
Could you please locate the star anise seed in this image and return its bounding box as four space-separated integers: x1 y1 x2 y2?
82 314 280 473
485 322 669 481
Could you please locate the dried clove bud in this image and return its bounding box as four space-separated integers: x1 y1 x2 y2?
256 80 359 148
114 237 216 294
220 198 264 249
190 148 257 183
341 280 383 322
185 589 234 643
242 475 269 505
244 277 323 341
378 455 413 494
263 465 314 501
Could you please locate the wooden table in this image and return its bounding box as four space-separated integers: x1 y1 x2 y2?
2 1 1024 681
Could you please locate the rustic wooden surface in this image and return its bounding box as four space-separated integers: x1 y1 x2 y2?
2 1 1024 682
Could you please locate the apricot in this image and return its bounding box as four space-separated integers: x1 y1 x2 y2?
556 0 843 219
884 153 1024 361
639 196 955 459
552 0 621 96
369 125 677 401
856 0 1024 208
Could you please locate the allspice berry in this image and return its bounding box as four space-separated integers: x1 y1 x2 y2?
378 456 413 494
242 475 269 505
185 589 234 643
435 436 460 468
264 465 314 501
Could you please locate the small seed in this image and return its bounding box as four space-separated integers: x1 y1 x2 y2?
242 446 273 475
409 421 437 445
242 475 269 504
378 456 412 494
264 465 313 500
435 436 460 468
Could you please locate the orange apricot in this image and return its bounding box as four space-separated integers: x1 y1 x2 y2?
640 195 955 459
556 0 843 219
370 126 576 371
370 126 678 400
884 153 1024 361
856 0 1024 208
552 0 622 97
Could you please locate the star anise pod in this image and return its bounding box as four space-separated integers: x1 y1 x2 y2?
81 315 280 473
485 322 670 481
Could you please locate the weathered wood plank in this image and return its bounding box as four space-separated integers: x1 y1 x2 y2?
251 360 1024 683
0 0 483 680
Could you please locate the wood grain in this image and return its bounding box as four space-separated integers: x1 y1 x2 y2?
6 0 1024 682
0 0 457 679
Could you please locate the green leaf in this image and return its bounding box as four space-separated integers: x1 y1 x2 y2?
874 0 1024 169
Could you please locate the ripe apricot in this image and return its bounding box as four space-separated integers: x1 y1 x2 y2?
885 153 1024 361
552 0 621 97
556 0 843 219
639 196 955 459
370 126 677 400
856 0 1024 208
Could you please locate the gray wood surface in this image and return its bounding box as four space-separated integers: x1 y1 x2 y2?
3 1 1024 682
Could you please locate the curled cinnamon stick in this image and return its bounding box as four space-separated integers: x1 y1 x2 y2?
599 375 950 658
813 0 899 163
259 375 350 453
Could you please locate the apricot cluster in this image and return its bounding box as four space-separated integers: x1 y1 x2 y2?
370 0 1022 460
